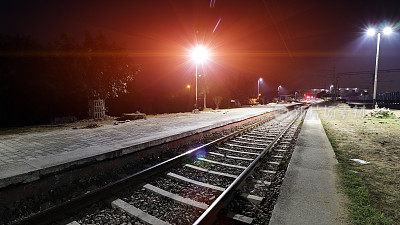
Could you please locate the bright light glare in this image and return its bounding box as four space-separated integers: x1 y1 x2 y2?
367 28 376 36
383 26 393 35
259 78 263 81
190 45 210 64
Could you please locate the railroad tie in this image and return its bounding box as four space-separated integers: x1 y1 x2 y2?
66 221 80 225
184 164 237 179
209 151 254 161
226 212 254 224
260 169 276 174
198 158 246 169
167 172 264 204
230 139 269 147
225 143 265 150
112 199 171 225
216 147 259 156
143 183 209 209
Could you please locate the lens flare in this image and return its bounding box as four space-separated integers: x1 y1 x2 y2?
383 26 393 35
366 28 376 36
195 148 207 160
190 45 210 64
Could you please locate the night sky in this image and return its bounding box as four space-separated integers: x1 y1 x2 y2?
1 0 400 99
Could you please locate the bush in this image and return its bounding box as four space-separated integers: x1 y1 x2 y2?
364 107 397 119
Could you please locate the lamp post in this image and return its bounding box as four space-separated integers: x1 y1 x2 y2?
190 45 210 109
257 78 262 100
278 85 282 102
366 26 393 108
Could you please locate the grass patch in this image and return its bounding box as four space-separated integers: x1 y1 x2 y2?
324 126 394 225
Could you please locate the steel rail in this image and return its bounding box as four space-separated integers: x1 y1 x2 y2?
193 107 307 225
13 113 277 225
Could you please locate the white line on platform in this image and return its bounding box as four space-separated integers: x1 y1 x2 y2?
198 158 246 169
111 199 171 225
185 164 238 179
209 151 254 161
143 184 209 210
167 172 226 192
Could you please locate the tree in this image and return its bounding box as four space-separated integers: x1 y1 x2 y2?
213 96 223 109
81 32 141 100
0 32 141 125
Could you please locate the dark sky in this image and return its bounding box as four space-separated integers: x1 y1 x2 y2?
1 0 400 97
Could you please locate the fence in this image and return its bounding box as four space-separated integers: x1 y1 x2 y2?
347 91 400 109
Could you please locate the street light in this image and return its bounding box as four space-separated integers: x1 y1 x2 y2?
383 27 393 35
257 78 263 100
366 25 394 108
278 85 282 102
190 45 210 109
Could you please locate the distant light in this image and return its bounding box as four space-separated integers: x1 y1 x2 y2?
367 28 376 36
191 45 210 64
258 93 261 96
383 26 393 35
330 84 334 88
187 84 191 89
259 78 263 82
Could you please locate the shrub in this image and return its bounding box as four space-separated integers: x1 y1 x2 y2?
364 107 397 119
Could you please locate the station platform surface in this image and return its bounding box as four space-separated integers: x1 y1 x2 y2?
269 107 347 225
0 104 292 188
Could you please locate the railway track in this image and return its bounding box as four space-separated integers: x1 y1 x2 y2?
15 106 308 225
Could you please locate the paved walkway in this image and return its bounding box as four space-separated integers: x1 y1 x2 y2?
0 105 290 188
269 107 348 225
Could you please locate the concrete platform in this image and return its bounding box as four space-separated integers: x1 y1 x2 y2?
0 105 293 188
269 107 347 225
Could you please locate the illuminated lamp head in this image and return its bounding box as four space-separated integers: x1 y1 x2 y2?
190 45 210 64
